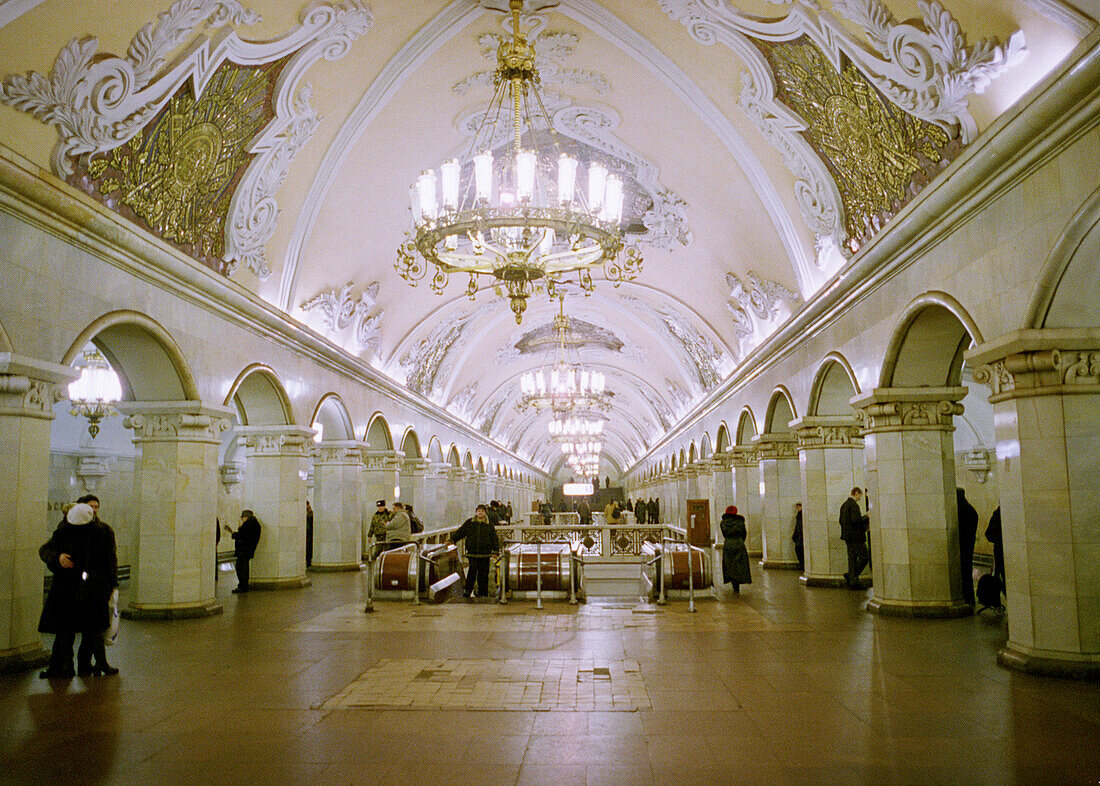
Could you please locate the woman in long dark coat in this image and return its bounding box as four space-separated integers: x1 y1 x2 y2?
719 505 752 593
38 501 119 678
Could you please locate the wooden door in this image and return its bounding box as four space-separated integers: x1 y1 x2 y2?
686 499 711 546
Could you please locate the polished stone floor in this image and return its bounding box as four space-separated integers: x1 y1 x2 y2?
1 564 1098 785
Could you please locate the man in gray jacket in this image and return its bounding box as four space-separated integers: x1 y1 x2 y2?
386 502 412 546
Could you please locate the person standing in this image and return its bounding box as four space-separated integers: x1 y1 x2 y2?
449 504 499 599
225 510 261 593
986 506 1005 596
649 497 659 525
38 499 119 678
957 488 978 606
635 498 647 525
386 502 412 546
369 500 391 545
538 500 552 527
792 502 804 572
577 498 592 526
840 487 870 588
719 505 752 593
305 500 314 569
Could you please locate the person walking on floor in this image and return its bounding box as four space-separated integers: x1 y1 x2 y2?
957 488 978 606
840 487 870 588
305 501 314 568
449 504 499 599
719 505 752 593
38 499 119 678
224 510 261 593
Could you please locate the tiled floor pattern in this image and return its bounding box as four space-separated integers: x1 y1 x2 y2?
2 568 1099 784
321 658 650 711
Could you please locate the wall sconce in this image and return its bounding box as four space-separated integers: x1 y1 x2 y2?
962 448 993 483
68 349 122 439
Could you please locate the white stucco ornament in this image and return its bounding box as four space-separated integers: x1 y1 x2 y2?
0 0 373 279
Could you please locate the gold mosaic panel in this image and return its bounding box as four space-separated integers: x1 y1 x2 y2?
322 658 651 712
756 37 961 249
68 58 286 274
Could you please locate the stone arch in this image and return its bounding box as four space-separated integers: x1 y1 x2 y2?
400 427 423 459
447 444 461 466
0 315 11 353
807 353 861 417
688 441 697 463
476 456 486 473
427 436 445 463
225 365 294 426
678 447 686 467
736 408 757 445
63 310 198 402
700 432 713 460
880 293 983 388
309 393 353 441
364 412 394 450
463 451 474 470
715 422 731 453
763 387 797 434
1027 185 1100 328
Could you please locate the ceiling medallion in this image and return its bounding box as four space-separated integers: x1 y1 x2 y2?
394 0 642 324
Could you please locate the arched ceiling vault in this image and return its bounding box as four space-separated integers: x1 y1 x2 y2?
0 0 1086 473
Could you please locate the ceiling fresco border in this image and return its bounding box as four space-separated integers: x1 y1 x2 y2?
660 0 1027 259
0 0 372 279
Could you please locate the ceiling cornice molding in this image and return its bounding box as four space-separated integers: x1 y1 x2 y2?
0 0 46 29
0 144 546 477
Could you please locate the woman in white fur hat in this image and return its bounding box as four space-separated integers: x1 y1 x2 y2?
37 498 119 678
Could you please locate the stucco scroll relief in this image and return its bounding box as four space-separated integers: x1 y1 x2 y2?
726 271 802 357
661 0 1025 260
0 0 372 279
300 281 385 356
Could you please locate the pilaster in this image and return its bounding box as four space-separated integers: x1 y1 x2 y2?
122 401 233 618
753 434 801 569
0 354 74 672
710 453 735 546
730 446 763 557
361 449 402 554
239 425 314 590
969 332 1100 678
853 387 971 618
793 416 865 587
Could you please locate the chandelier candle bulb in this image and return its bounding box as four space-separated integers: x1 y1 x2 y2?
602 176 624 224
588 163 607 212
441 159 461 210
558 154 578 204
474 151 494 202
516 150 537 202
538 228 554 257
417 171 438 220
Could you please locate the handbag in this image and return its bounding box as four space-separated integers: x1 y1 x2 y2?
105 588 120 646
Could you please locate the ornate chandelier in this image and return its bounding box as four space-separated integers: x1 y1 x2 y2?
518 295 611 415
548 415 604 440
560 441 602 455
566 452 600 478
394 0 642 324
68 348 122 438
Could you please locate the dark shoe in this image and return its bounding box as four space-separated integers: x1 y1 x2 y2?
232 586 249 594
39 667 75 679
77 662 94 677
93 664 120 676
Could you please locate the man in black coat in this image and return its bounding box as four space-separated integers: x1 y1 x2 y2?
840 487 870 588
449 504 499 599
986 506 1005 596
957 488 979 605
577 499 592 526
225 510 261 593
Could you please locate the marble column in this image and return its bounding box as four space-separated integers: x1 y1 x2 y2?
793 417 866 586
694 461 716 543
753 434 801 569
361 449 402 555
401 457 429 520
710 453 736 545
444 466 467 528
971 337 1100 678
853 387 970 617
0 356 74 671
239 425 314 590
120 402 232 617
731 447 763 557
311 441 364 572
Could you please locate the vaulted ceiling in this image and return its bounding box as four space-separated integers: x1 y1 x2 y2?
0 0 1092 476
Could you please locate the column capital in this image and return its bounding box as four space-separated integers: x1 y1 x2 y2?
314 440 366 465
0 353 77 420
402 457 431 474
790 415 864 449
361 448 404 471
968 331 1100 402
237 424 315 455
121 401 234 443
729 445 759 467
710 451 735 471
751 433 799 460
851 387 966 433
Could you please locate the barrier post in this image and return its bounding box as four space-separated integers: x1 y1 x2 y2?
535 537 543 610
411 541 420 605
364 540 375 614
658 537 667 606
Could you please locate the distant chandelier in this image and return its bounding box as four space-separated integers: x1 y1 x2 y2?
394 0 642 324
548 415 604 440
68 348 122 439
560 441 602 455
518 295 611 414
566 452 600 478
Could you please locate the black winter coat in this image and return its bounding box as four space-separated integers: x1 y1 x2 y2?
719 513 752 585
38 519 118 634
839 498 868 542
232 516 261 559
451 517 499 556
